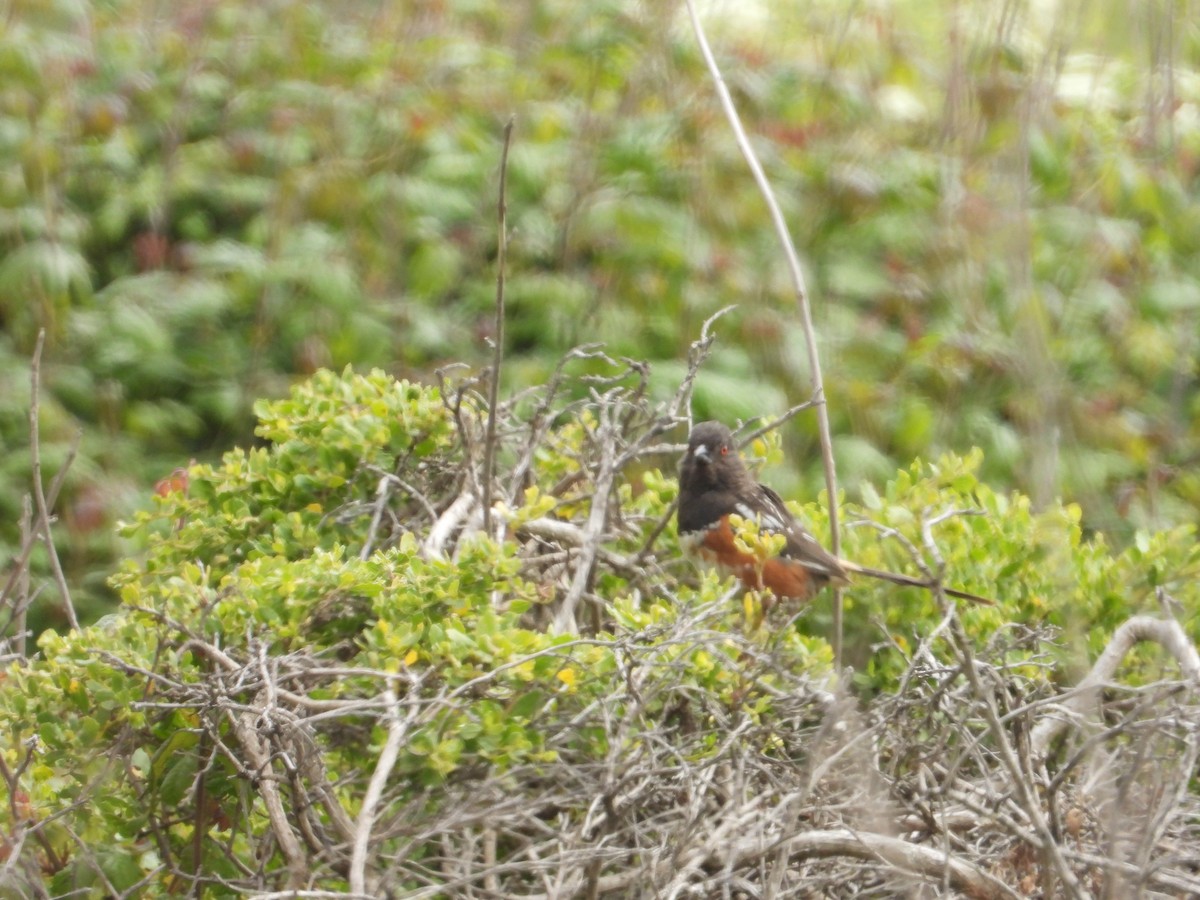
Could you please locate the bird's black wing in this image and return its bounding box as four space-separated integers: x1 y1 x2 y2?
734 484 847 581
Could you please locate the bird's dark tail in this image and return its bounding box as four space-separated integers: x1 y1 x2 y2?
839 560 994 606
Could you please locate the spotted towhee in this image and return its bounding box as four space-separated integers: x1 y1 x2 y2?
677 421 991 607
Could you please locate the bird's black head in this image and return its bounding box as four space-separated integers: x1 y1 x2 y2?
679 421 741 490
677 421 749 534
685 420 733 463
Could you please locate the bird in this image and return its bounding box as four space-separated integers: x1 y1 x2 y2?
676 421 992 608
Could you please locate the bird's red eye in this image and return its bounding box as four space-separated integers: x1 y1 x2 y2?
719 445 729 456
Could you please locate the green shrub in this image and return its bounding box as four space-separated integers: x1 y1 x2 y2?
3 367 1196 894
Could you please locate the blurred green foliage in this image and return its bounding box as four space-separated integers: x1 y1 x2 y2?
3 0 1200 629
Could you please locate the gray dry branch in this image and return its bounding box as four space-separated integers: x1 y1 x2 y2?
1 329 82 655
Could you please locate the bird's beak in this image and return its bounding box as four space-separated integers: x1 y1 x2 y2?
691 445 711 464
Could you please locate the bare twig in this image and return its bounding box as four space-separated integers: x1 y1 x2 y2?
947 614 1084 897
1031 615 1200 756
349 686 411 895
676 304 735 426
360 474 394 560
553 403 620 634
505 345 604 508
682 3 842 664
482 116 516 538
13 496 32 657
727 828 1021 900
518 826 1019 900
423 490 476 559
734 400 817 449
28 329 78 631
514 518 638 573
227 704 308 890
839 511 994 604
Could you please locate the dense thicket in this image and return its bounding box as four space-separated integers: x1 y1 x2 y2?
3 364 1197 896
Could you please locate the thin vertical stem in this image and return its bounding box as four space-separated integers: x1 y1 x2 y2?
29 329 78 631
482 117 516 537
682 2 843 664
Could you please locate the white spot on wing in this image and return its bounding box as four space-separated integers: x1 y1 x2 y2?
735 502 788 533
798 557 840 576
